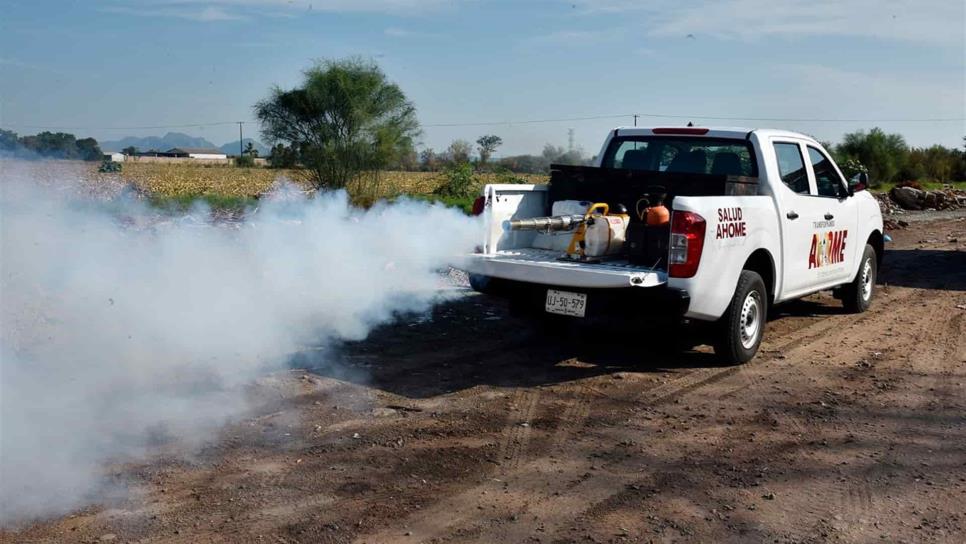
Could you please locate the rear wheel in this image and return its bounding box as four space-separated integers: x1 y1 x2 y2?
468 273 495 294
841 244 876 313
713 270 767 364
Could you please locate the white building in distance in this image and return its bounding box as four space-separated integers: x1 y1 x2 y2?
165 147 228 160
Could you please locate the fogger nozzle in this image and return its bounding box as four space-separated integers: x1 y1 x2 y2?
503 214 587 232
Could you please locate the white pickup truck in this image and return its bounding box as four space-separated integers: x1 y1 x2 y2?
461 127 884 363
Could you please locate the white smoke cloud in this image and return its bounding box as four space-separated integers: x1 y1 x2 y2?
0 162 481 523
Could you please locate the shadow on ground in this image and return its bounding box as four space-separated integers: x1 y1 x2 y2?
295 245 963 399
879 248 966 291
297 292 798 399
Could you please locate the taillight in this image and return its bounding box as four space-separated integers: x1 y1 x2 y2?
471 196 486 216
669 211 706 278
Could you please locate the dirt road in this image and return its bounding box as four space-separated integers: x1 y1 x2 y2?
9 215 966 544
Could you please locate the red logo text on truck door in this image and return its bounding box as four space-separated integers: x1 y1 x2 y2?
716 207 746 239
808 230 847 269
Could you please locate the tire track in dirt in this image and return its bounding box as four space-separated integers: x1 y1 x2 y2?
437 289 942 542
496 389 540 472
549 384 593 450
358 286 945 544
436 302 900 542
527 287 948 542
353 387 546 543
824 294 960 540
757 287 961 542
639 286 932 408
350 238 966 542
556 289 928 540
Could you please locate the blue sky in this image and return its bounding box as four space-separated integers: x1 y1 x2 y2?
1 0 963 155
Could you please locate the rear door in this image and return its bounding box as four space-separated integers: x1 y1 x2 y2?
772 140 828 298
803 145 858 286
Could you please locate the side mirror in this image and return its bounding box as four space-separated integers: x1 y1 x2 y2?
848 172 868 195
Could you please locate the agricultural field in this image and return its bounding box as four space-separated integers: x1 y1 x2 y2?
3 159 548 208
114 162 547 205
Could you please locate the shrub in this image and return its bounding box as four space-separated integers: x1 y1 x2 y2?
408 193 477 215
98 160 122 173
434 161 475 198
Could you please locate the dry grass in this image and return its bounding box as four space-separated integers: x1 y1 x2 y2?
3 159 548 209
118 163 307 198
114 163 548 201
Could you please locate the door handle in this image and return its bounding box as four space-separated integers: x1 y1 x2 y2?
824 213 834 220
786 211 799 220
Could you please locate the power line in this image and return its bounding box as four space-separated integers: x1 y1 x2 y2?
424 112 965 127
421 114 630 127
2 121 249 131
4 112 964 132
631 112 966 123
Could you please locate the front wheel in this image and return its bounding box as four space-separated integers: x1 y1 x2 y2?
713 270 767 364
841 244 876 313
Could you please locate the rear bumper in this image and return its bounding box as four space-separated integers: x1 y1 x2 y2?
459 250 666 289
490 279 691 320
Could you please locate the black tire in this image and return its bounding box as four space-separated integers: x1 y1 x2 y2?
713 270 767 364
841 244 876 313
468 273 495 294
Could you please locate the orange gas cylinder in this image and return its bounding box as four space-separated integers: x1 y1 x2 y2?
636 195 670 226
646 203 670 226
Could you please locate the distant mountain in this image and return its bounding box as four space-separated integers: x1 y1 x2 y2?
219 138 269 157
100 132 218 152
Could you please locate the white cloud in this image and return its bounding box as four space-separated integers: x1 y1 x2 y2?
104 0 457 21
101 4 247 21
572 0 964 47
0 57 69 75
734 63 965 147
772 63 964 118
191 6 246 21
384 26 412 37
526 28 621 46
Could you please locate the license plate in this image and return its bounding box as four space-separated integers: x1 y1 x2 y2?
545 289 587 317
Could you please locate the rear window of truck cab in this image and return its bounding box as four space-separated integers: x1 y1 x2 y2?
603 136 758 177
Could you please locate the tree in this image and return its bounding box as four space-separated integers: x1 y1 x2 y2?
542 143 587 166
419 148 440 171
476 135 502 166
254 58 420 189
244 141 259 158
4 130 103 160
497 154 550 174
18 132 77 159
0 129 18 151
836 128 908 186
390 147 418 171
122 146 138 156
446 139 472 164
268 143 299 168
76 138 102 161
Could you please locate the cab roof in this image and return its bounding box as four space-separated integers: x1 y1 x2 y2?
611 126 819 143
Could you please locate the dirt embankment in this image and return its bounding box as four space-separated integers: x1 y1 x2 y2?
7 215 966 544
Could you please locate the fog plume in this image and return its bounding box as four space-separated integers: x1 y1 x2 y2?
0 163 480 523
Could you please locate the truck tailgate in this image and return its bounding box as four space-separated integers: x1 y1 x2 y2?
461 248 666 289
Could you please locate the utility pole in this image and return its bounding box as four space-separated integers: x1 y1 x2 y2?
237 121 244 157
633 114 639 126
568 128 574 152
